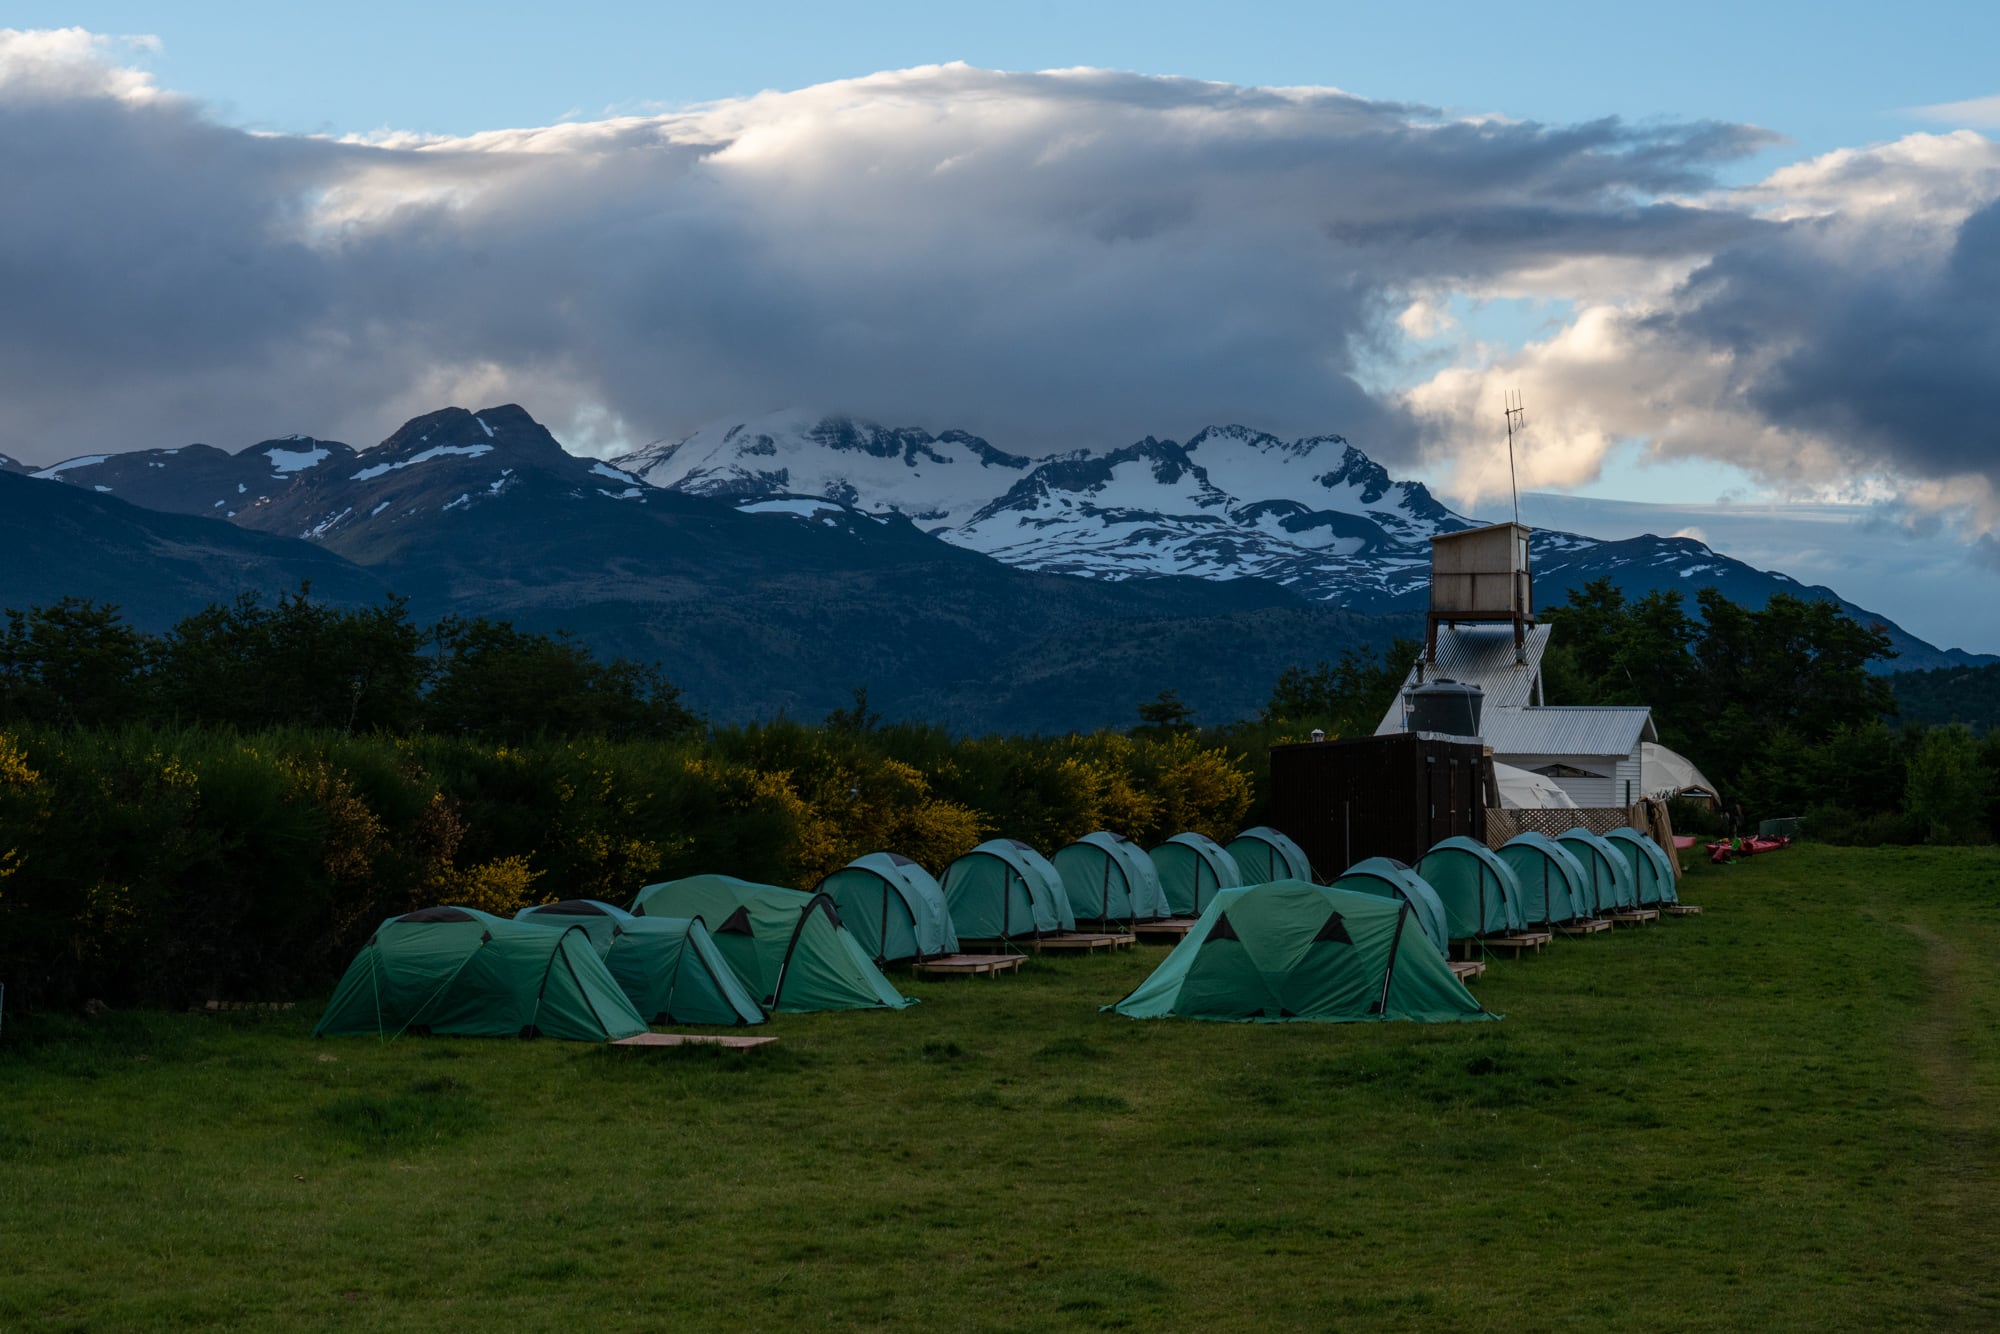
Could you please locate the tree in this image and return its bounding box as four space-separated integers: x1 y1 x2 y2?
1133 688 1196 737
0 598 152 727
153 587 426 733
1260 641 1413 738
1905 725 1993 844
423 617 700 743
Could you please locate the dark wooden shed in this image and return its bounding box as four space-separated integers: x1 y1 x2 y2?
1268 732 1493 875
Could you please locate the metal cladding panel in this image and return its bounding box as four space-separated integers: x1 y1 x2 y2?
1478 706 1656 759
1376 625 1550 734
1269 733 1488 873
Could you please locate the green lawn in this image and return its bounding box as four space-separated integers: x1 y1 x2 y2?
4 845 1998 1331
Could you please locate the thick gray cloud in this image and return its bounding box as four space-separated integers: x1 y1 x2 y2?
1407 130 2000 536
0 39 1772 462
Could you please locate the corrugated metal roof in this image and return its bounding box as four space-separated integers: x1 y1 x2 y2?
1476 706 1657 759
1375 624 1550 735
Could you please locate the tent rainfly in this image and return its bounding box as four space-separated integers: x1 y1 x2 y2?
940 839 1076 941
1492 761 1580 810
1495 833 1591 927
516 900 766 1027
1054 832 1172 925
1416 837 1526 938
1604 828 1679 906
1226 826 1316 885
1329 857 1452 955
315 906 648 1042
1556 828 1638 914
630 875 913 1013
817 853 960 964
1148 832 1245 918
1639 742 1720 804
1107 880 1495 1023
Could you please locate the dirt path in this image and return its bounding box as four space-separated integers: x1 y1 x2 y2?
1903 922 2000 1325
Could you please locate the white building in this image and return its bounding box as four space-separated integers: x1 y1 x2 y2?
1374 622 1659 809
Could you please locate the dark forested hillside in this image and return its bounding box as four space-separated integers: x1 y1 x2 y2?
1892 662 2000 735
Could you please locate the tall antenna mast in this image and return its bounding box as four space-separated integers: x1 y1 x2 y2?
1502 390 1525 525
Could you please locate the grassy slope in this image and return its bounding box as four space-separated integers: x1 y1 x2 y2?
2 845 1997 1332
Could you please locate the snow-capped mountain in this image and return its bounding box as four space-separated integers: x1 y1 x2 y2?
15 402 1990 674
22 436 356 518
618 410 1034 529
615 414 1471 603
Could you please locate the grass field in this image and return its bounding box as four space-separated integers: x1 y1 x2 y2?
3 845 1998 1331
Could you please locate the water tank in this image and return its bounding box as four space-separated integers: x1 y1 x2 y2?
1406 678 1483 738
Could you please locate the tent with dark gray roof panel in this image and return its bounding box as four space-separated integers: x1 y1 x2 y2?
630 875 912 1013
516 900 765 1026
315 906 648 1041
1107 880 1493 1024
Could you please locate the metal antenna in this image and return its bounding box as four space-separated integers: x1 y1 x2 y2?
1502 390 1525 526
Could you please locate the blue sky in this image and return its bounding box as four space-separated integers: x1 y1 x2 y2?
17 0 2000 159
5 6 2000 650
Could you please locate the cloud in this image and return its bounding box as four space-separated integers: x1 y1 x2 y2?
0 36 1770 464
1910 93 2000 129
5 28 1997 567
1405 131 2000 538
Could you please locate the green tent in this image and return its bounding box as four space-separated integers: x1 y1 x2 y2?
1107 880 1494 1024
515 897 634 953
1496 834 1590 926
1416 837 1526 938
1054 831 1171 925
516 900 765 1027
1148 832 1243 918
630 875 912 1013
1329 858 1452 956
1604 828 1678 906
1557 829 1638 914
315 906 647 1042
816 853 960 963
941 839 1076 941
1226 826 1315 884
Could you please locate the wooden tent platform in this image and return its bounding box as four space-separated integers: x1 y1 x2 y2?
1449 960 1487 982
1133 918 1202 943
1561 918 1615 936
961 932 1137 955
1480 931 1554 957
1035 932 1137 954
910 953 1026 979
1662 904 1704 916
612 1033 777 1050
1610 909 1661 927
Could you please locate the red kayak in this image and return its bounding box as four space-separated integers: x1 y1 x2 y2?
1706 835 1790 864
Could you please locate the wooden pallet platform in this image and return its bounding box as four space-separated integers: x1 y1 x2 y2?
1561 918 1615 936
961 932 1137 955
1662 904 1704 916
1034 932 1137 954
191 1000 297 1013
1609 909 1661 927
612 1033 777 1050
1449 960 1487 982
1133 918 1201 943
1481 931 1554 957
910 953 1026 979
